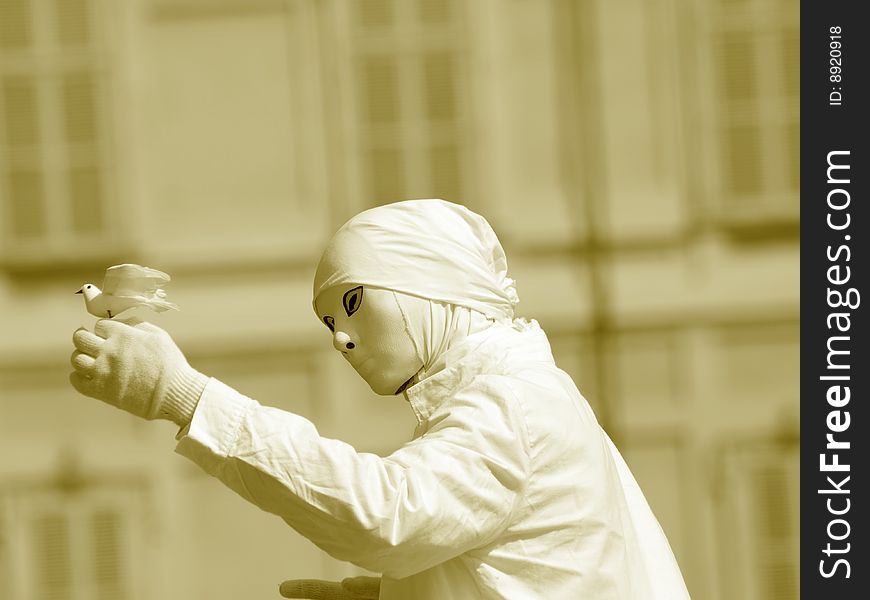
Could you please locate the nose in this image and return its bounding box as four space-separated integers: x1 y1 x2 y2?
333 331 356 352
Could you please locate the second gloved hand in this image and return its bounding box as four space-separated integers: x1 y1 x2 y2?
69 318 208 425
279 577 381 599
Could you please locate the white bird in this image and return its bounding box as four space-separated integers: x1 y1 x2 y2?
76 264 180 318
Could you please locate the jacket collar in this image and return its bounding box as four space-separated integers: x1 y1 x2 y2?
403 319 554 424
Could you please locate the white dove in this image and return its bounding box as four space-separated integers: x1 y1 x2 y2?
76 264 180 318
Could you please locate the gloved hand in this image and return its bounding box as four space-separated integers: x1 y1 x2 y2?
69 318 208 425
278 576 381 599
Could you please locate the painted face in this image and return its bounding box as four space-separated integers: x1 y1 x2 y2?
314 284 423 395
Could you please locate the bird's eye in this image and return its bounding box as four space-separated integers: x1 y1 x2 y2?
323 316 335 332
86 285 91 289
343 286 363 317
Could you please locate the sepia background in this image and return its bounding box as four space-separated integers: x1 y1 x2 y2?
0 0 799 598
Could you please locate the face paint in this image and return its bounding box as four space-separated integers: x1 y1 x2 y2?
315 284 423 396
343 286 363 316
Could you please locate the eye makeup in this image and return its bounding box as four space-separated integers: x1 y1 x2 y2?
343 286 363 316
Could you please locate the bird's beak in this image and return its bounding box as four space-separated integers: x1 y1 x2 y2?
75 289 83 294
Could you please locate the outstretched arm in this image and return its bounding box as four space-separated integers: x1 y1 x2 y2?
176 375 530 579
69 319 529 579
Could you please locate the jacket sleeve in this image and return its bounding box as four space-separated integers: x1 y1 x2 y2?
174 376 530 579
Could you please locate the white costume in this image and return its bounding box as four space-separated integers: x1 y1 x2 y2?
173 200 690 599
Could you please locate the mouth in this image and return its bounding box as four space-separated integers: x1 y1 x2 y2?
75 289 83 294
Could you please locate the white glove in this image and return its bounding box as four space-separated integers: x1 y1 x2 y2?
69 318 207 425
279 576 381 599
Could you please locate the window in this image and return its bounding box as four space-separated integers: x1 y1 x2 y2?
715 442 799 600
0 0 118 263
350 0 470 207
0 477 148 600
704 0 799 226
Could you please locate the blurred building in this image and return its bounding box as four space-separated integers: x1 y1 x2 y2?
0 0 798 599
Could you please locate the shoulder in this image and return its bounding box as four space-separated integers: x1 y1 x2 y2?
431 372 525 425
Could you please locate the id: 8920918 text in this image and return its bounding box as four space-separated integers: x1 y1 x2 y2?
829 26 843 107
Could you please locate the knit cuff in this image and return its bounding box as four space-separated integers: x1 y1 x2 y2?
161 366 209 426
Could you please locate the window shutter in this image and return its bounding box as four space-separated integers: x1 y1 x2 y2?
422 51 456 121
715 31 758 102
779 30 799 191
62 69 105 234
418 0 450 24
718 444 799 600
707 0 799 226
62 71 99 143
423 50 461 202
0 0 33 49
779 29 799 98
1 75 40 146
54 0 92 47
722 124 762 196
361 55 400 124
751 464 798 600
356 0 394 28
32 513 72 600
92 509 127 600
2 74 47 238
0 500 11 599
359 52 404 200
714 31 762 197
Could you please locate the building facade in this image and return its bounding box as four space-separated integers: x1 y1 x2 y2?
0 1 799 598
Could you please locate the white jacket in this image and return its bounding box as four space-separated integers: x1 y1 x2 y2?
176 320 690 599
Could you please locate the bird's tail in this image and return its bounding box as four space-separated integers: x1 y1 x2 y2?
148 288 179 312
149 298 180 312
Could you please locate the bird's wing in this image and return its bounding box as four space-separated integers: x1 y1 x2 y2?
102 264 171 297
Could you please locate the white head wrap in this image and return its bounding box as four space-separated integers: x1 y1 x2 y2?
312 199 520 320
391 292 493 382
